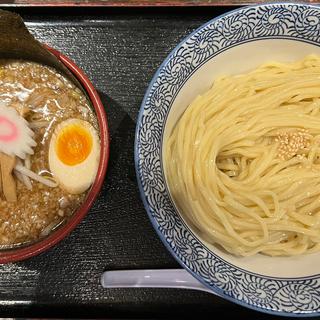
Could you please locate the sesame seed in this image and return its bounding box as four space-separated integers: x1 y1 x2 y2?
275 129 310 160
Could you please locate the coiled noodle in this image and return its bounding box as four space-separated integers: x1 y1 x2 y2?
165 55 320 256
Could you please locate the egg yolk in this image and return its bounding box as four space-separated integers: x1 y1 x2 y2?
56 124 92 166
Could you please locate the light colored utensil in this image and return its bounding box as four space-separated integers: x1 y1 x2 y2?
101 269 219 295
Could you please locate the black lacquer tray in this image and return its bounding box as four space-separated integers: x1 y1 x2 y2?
0 7 294 319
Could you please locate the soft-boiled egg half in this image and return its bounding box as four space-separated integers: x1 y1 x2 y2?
49 118 100 194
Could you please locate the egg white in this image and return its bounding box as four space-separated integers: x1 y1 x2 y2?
49 118 100 194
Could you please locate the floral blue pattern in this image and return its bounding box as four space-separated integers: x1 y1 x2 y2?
147 85 171 122
207 260 241 293
295 8 320 39
256 7 294 36
135 3 320 316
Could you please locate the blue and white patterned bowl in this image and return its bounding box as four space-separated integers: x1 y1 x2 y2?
135 3 320 316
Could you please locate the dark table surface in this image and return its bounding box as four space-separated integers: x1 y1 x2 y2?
0 6 302 319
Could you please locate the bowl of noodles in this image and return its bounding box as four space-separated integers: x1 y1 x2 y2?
0 9 109 263
0 47 109 263
135 2 320 316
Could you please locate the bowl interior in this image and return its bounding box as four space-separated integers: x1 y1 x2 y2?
163 38 320 279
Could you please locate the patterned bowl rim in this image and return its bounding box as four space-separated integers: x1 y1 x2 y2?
135 2 320 316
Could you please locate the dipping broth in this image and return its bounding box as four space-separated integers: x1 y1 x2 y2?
0 60 100 246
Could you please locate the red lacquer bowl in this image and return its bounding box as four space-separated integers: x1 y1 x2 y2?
0 47 109 263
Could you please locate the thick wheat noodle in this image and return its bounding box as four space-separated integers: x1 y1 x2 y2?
165 54 320 256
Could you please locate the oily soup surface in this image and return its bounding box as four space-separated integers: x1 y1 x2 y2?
0 60 98 246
